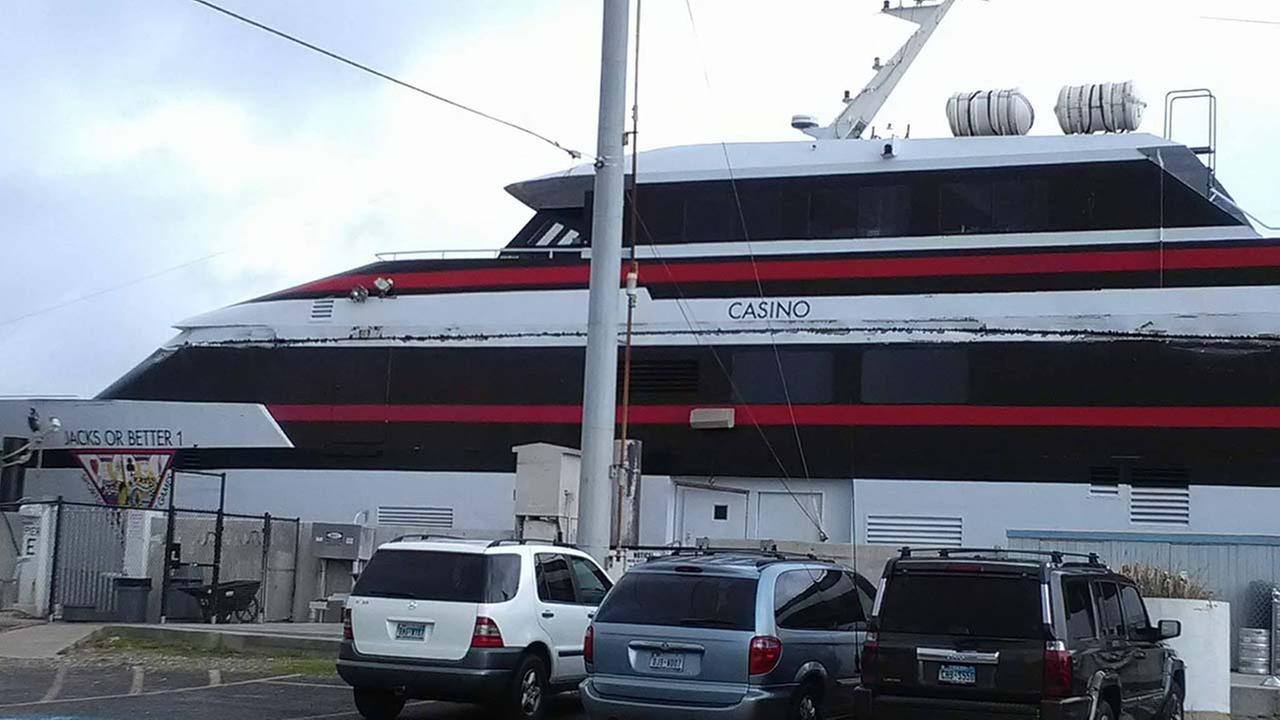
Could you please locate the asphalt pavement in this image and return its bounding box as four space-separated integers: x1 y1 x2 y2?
0 662 587 720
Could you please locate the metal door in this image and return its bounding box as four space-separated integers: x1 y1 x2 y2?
757 491 824 542
50 503 128 620
675 485 746 546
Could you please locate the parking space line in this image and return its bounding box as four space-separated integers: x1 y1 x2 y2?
40 664 66 702
0 672 302 709
278 700 433 720
264 680 350 689
208 669 222 687
129 666 145 695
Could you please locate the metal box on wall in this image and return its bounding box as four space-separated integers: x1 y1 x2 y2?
310 523 360 561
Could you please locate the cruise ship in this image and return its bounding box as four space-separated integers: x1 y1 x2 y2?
20 0 1280 548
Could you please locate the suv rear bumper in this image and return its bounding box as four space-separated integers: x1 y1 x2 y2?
853 687 1093 720
580 677 789 720
336 640 524 702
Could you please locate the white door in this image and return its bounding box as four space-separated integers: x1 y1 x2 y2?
676 485 748 546
533 553 589 681
757 491 824 542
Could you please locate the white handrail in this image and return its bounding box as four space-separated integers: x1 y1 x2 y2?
374 247 587 262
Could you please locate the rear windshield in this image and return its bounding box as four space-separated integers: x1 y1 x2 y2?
594 572 757 631
878 572 1043 639
352 550 520 603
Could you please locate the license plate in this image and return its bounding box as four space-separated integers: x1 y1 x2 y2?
395 622 426 641
648 652 684 672
938 664 976 685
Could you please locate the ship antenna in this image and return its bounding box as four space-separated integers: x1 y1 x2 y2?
795 0 957 140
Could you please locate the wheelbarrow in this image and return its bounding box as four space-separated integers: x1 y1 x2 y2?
176 580 262 624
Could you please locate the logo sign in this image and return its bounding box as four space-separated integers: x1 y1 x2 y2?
73 451 174 508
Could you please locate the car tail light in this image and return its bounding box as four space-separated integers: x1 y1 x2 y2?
342 607 353 641
583 624 594 666
471 616 505 649
748 636 783 675
1043 641 1073 697
860 632 880 682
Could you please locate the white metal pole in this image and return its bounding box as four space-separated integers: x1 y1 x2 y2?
577 0 630 563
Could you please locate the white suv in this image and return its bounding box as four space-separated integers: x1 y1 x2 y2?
337 536 613 720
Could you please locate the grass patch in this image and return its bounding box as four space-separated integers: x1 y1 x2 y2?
84 632 337 676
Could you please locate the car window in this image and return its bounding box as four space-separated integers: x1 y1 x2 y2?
1118 584 1150 639
854 573 876 621
1063 578 1097 642
535 553 576 604
353 549 512 603
878 572 1042 639
595 571 757 631
775 569 866 631
568 555 612 606
1092 581 1125 637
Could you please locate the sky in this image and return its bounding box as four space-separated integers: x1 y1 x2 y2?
0 0 1276 397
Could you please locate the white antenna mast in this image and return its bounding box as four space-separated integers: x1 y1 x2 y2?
794 0 957 140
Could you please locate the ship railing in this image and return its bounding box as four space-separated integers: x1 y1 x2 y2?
374 246 587 262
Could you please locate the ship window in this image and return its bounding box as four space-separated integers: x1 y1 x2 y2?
683 183 741 243
862 347 969 404
507 208 589 248
940 180 993 234
810 182 861 238
731 350 834 403
858 183 913 237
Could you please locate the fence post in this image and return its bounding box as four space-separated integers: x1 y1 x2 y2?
46 496 63 619
159 504 176 623
260 513 272 623
209 473 226 624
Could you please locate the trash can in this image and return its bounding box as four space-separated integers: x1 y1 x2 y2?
113 577 153 623
165 564 205 622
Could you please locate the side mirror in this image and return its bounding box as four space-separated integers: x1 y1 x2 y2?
1158 619 1181 640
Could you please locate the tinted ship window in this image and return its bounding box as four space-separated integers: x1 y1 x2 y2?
353 550 520 603
732 350 834 403
862 347 969 404
595 572 757 631
878 573 1043 639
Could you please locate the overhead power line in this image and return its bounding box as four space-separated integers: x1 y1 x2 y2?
187 0 591 161
1201 15 1280 26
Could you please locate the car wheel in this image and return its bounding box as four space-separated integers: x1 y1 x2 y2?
352 687 405 720
789 682 824 720
1094 698 1116 720
506 654 549 720
1161 684 1185 720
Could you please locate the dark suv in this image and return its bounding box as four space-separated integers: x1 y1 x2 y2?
854 548 1185 720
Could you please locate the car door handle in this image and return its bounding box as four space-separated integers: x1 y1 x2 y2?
586 611 596 619
541 611 555 618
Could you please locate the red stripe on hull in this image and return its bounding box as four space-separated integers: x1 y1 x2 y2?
268 403 1280 429
278 244 1280 296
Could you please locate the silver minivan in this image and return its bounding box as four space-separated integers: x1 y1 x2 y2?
581 551 876 720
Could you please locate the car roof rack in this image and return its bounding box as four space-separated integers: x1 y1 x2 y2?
897 546 1102 566
389 533 473 543
619 544 821 563
486 538 578 549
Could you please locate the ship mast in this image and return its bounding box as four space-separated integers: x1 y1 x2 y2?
796 0 956 139
577 0 630 563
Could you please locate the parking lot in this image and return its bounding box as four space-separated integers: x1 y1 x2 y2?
0 662 587 720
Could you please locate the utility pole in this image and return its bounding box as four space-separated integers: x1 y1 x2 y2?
577 0 630 564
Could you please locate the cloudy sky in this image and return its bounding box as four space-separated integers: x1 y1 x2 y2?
1 0 1276 397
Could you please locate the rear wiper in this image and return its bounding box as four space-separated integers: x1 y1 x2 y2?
678 617 738 627
370 591 418 599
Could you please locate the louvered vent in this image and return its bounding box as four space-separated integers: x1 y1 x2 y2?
624 359 700 397
866 514 963 547
377 505 454 529
1129 471 1190 525
1089 466 1121 497
310 298 336 321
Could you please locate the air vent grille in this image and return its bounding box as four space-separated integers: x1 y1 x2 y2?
1089 466 1121 496
377 506 454 529
1130 484 1190 526
866 514 962 547
624 359 700 396
310 298 336 321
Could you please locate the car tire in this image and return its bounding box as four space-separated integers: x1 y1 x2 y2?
505 654 549 720
1160 684 1185 720
352 687 405 720
789 681 824 720
1094 698 1116 720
